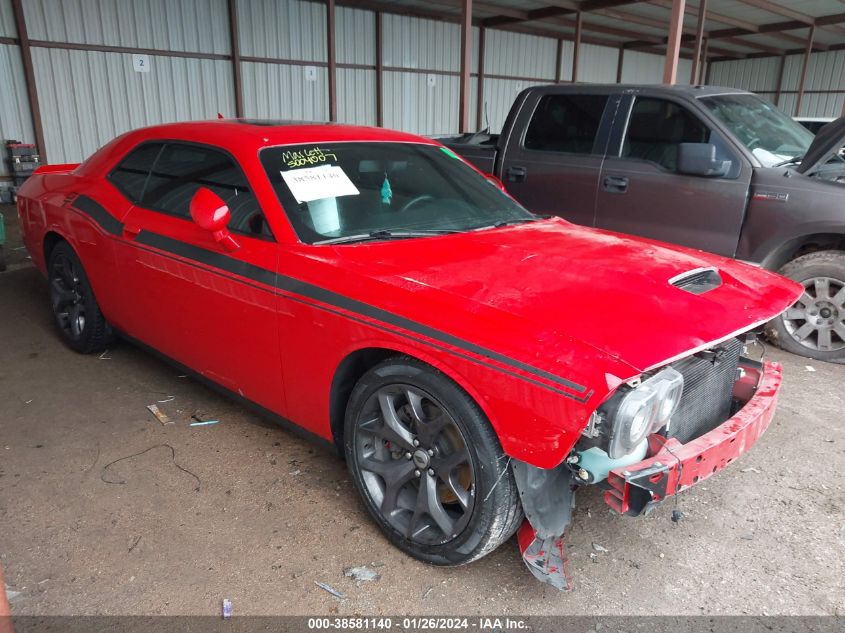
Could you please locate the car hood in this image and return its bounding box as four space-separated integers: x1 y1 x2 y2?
797 115 845 174
323 219 801 387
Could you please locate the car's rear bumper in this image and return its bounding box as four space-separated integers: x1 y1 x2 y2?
604 360 782 515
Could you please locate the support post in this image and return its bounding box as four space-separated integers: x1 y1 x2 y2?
690 0 707 85
795 24 815 117
327 0 337 122
699 38 708 84
662 0 686 85
227 0 243 117
774 54 786 107
476 26 486 129
554 37 562 83
459 0 472 133
375 11 383 127
616 47 624 83
572 11 582 83
11 0 46 161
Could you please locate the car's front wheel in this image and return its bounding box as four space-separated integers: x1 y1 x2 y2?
48 241 113 353
344 357 522 566
766 250 845 363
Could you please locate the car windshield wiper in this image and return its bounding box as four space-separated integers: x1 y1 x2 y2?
472 215 550 231
313 229 459 245
773 154 804 167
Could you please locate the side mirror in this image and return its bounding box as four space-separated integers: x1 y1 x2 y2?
485 173 508 193
677 143 732 177
190 188 240 252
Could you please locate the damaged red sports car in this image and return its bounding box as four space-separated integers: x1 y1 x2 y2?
16 120 801 589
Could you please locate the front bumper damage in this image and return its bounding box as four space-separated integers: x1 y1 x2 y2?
516 360 782 590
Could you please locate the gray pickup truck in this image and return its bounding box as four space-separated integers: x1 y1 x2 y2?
442 84 845 363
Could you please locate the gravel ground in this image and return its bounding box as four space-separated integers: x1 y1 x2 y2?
0 229 842 616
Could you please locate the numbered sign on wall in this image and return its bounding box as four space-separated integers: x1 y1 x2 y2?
132 54 150 73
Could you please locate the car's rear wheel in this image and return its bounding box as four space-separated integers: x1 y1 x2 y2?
48 241 113 353
766 250 845 363
344 357 522 566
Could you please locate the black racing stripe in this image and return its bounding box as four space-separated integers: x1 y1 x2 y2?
126 237 591 402
73 195 124 236
135 229 589 396
135 231 276 287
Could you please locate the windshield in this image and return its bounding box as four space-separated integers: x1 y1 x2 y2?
260 142 534 244
699 94 815 167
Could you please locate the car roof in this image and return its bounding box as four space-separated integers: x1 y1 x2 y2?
527 84 752 98
79 119 436 175
126 119 430 147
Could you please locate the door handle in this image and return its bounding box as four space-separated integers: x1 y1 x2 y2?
603 175 629 193
123 224 142 239
506 166 527 183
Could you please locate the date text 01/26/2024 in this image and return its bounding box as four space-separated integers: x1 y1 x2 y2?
306 617 528 631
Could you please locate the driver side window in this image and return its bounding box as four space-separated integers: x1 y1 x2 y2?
622 98 736 175
141 143 272 239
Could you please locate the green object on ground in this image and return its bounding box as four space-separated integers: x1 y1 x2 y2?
0 213 5 247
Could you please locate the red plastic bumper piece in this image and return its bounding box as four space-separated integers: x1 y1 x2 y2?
605 361 782 515
516 521 573 591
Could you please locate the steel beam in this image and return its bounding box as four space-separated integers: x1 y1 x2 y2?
663 0 686 84
795 25 815 117
10 0 46 162
459 0 472 133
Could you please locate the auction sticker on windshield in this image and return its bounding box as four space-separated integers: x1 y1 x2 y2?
281 164 360 203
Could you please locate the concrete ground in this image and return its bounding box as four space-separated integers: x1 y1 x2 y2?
0 207 843 616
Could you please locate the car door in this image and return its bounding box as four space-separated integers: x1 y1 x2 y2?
499 91 616 227
111 141 285 414
594 95 752 257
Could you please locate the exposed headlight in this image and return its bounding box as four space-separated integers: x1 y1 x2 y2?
607 368 684 459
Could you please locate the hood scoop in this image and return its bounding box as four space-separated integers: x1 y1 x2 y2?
670 267 722 295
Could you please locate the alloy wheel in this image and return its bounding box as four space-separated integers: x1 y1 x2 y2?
782 276 845 352
50 253 87 340
353 384 476 545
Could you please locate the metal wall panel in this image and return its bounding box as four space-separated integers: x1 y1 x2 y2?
484 78 554 134
557 39 575 82
0 0 16 38
24 0 230 54
337 6 374 66
383 70 459 136
800 92 845 118
238 0 326 61
484 29 556 80
576 43 618 84
337 67 376 127
708 56 782 92
0 43 35 180
383 14 461 72
242 60 328 121
32 47 234 163
804 50 845 92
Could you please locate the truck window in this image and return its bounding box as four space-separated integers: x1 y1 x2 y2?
622 98 734 174
524 94 608 155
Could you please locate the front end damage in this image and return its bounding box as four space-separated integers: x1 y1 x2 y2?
512 337 782 590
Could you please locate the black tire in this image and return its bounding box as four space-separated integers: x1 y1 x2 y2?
47 241 113 353
765 250 845 364
344 356 523 566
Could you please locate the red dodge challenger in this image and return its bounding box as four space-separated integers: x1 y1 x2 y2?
17 120 801 588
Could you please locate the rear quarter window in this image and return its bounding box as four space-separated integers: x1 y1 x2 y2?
524 94 609 154
108 143 164 202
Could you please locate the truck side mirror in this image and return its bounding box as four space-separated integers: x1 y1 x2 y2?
677 143 732 178
190 187 240 252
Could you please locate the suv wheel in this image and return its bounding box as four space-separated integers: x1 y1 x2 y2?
765 250 845 363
